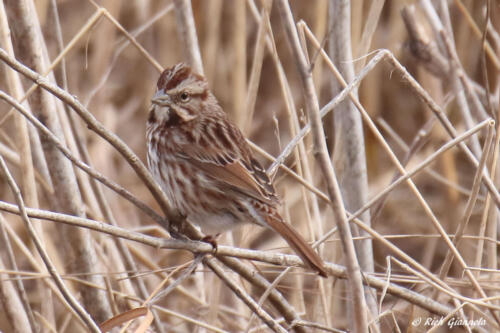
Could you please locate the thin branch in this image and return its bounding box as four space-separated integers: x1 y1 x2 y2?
0 198 455 316
0 46 177 226
277 1 369 332
0 218 35 333
0 90 164 225
0 156 100 332
438 117 494 279
204 258 288 333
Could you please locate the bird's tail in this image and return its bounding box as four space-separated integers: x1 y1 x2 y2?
265 212 328 277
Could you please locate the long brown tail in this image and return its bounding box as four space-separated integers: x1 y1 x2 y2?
265 213 328 277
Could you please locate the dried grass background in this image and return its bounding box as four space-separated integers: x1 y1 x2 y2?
0 0 499 332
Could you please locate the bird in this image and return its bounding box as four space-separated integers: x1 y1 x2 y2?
146 63 327 277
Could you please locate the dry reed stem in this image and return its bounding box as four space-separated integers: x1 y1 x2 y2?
170 1 305 331
231 0 247 128
0 195 456 315
173 0 203 75
0 48 176 226
453 0 500 70
257 6 330 320
355 0 385 70
0 1 39 330
4 0 113 323
50 3 165 329
0 218 34 332
87 1 163 73
438 125 494 278
0 90 164 224
302 25 488 266
277 1 369 332
327 0 377 323
319 47 500 316
0 155 100 332
1 220 86 326
170 2 314 331
205 257 288 333
475 125 500 278
243 3 269 133
334 119 493 243
0 9 104 129
201 0 222 82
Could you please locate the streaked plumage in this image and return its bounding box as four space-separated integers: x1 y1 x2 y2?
147 63 327 277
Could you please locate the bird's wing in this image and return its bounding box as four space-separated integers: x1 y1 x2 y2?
177 119 278 205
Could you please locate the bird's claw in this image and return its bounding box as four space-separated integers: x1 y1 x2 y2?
200 234 219 255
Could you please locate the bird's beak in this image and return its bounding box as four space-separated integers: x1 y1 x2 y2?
151 90 170 106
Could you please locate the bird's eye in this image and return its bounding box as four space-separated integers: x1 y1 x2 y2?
179 92 190 102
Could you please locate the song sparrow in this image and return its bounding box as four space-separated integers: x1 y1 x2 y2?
146 63 327 277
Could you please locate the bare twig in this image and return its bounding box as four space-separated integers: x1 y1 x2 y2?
0 155 100 332
277 1 369 331
0 219 34 333
0 90 164 225
0 198 455 316
438 118 494 278
4 0 113 321
205 258 288 333
0 46 177 225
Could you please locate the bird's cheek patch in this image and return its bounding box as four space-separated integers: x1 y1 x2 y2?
176 108 197 122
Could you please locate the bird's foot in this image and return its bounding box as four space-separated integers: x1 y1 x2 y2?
200 234 220 255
